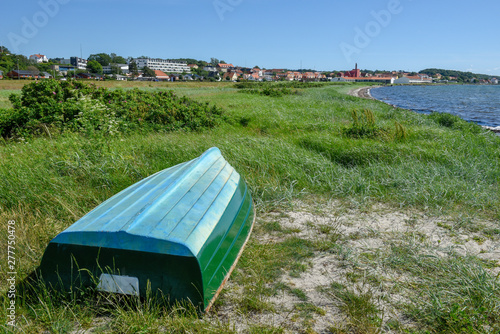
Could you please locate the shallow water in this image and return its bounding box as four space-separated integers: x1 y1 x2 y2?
371 85 500 128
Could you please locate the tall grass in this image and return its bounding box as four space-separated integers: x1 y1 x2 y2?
385 240 500 332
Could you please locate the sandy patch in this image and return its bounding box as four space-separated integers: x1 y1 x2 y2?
348 86 378 100
216 200 500 333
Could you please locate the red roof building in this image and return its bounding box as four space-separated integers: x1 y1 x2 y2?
29 54 48 63
154 70 169 80
343 63 361 78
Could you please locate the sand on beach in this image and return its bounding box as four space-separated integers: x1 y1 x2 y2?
347 86 378 99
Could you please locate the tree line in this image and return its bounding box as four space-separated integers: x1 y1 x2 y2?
419 68 495 82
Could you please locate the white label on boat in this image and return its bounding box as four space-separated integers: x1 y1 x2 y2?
97 273 139 296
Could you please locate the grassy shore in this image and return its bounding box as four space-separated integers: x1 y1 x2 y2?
1 80 499 333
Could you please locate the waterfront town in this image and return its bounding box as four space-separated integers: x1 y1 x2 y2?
0 50 498 85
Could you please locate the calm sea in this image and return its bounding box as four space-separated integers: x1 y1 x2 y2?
370 85 500 128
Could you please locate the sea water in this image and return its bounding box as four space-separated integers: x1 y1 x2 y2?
371 85 500 128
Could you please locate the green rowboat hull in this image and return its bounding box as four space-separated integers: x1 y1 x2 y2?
39 147 254 311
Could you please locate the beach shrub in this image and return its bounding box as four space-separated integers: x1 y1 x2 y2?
234 81 325 89
240 87 298 97
394 121 408 141
430 112 459 128
342 108 389 140
0 80 225 138
429 111 483 134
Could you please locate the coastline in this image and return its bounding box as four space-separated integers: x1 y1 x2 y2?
349 85 500 134
347 85 378 100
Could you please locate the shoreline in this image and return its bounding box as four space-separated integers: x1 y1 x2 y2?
349 85 500 134
347 85 378 100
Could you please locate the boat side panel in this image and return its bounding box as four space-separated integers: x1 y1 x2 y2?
39 243 204 308
197 180 254 307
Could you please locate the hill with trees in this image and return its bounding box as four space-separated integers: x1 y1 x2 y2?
419 68 497 82
0 46 30 74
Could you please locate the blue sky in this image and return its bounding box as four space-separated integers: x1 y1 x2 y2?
1 0 499 74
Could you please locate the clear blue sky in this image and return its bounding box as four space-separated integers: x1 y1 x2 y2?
1 0 499 74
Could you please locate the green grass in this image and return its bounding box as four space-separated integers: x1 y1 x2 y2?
0 90 17 109
327 282 383 333
1 81 499 332
384 240 500 332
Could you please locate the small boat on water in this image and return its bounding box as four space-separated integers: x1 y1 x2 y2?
39 147 255 311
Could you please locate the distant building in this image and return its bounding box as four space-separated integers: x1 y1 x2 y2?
223 71 238 81
343 63 362 78
188 64 199 69
61 57 88 70
102 64 129 74
393 75 432 84
77 73 103 80
203 65 217 72
51 64 76 75
6 70 38 79
133 58 190 73
491 78 498 84
39 72 53 79
217 63 234 73
30 54 48 63
153 70 170 81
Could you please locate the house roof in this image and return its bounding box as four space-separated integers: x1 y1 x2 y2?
31 54 46 58
223 72 237 79
218 63 234 68
9 70 37 75
154 70 169 78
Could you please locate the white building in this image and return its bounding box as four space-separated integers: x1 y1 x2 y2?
203 65 217 72
393 75 432 84
30 54 48 63
132 58 190 73
102 64 129 74
61 57 88 70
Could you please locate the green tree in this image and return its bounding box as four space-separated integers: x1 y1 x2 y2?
142 66 156 78
129 61 139 77
110 64 122 75
210 58 219 67
88 53 112 66
0 53 30 73
26 65 40 76
110 53 127 64
87 60 103 74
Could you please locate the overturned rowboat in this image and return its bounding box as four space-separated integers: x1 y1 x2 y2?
39 147 254 311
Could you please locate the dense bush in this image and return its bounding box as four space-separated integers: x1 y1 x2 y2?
239 87 298 97
234 81 327 89
342 109 390 140
429 111 483 134
0 80 225 137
